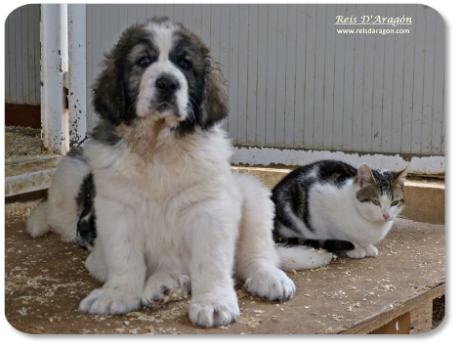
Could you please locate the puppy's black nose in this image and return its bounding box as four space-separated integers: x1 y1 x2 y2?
156 76 179 93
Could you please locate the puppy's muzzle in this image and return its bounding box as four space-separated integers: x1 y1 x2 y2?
156 75 179 94
154 74 181 115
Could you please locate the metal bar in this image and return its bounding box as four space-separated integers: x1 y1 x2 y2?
40 4 69 155
68 4 87 147
5 155 60 197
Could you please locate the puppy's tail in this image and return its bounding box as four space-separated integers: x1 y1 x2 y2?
275 244 333 271
26 200 50 238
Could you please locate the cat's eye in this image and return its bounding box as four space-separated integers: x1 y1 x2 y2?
391 200 399 206
138 56 151 67
371 200 380 206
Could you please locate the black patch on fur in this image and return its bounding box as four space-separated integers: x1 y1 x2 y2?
272 160 358 238
76 173 97 249
92 24 154 126
369 169 395 199
304 239 355 252
168 32 207 135
90 120 122 146
272 169 316 237
315 160 358 188
275 237 354 253
67 146 87 162
272 160 360 251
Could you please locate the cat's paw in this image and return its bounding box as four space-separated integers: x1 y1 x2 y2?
346 247 366 259
244 266 296 302
141 272 190 307
79 288 140 315
364 245 378 257
189 291 240 327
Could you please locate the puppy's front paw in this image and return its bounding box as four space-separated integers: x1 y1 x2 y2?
244 266 296 302
189 292 240 328
141 273 190 307
79 288 140 315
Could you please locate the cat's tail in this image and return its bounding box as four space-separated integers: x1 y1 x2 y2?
26 200 51 238
304 239 355 252
276 244 334 271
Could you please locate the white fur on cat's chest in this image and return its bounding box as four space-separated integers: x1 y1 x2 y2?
308 180 393 245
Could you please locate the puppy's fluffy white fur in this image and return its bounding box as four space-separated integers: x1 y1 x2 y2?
26 153 91 242
27 17 331 328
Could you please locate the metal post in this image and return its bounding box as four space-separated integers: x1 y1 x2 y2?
68 4 87 147
40 4 69 155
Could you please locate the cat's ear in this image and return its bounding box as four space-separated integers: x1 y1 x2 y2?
357 164 375 188
393 166 409 186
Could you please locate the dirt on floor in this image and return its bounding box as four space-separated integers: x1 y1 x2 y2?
5 203 445 334
5 126 41 160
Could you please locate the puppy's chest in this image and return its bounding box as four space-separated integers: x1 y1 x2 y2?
95 136 226 210
109 144 190 192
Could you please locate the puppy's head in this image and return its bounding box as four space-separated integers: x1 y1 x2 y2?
92 17 228 134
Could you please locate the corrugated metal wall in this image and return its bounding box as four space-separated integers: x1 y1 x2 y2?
5 5 41 105
86 4 444 156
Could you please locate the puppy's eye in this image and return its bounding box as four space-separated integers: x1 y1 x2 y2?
179 58 191 70
138 56 151 67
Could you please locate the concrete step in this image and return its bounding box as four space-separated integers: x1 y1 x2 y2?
232 166 445 225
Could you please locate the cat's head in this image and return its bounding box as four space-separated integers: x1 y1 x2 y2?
353 164 408 223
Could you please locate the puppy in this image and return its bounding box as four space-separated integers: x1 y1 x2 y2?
26 146 92 244
27 17 332 327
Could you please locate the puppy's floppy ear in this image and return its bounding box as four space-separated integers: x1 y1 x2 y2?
201 56 229 129
92 52 126 125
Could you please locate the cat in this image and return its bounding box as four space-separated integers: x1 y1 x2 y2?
271 160 407 259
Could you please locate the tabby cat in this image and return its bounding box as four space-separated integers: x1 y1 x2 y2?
271 160 407 259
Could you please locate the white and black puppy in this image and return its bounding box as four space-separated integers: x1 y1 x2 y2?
27 17 332 327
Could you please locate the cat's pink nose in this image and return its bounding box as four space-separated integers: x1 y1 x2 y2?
383 214 390 220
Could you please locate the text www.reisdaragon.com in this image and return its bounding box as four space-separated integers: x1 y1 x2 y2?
336 28 410 35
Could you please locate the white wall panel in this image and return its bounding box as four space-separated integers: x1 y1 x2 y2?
5 5 41 105
86 4 445 156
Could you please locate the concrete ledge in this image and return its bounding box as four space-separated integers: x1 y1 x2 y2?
232 166 445 225
403 180 445 225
